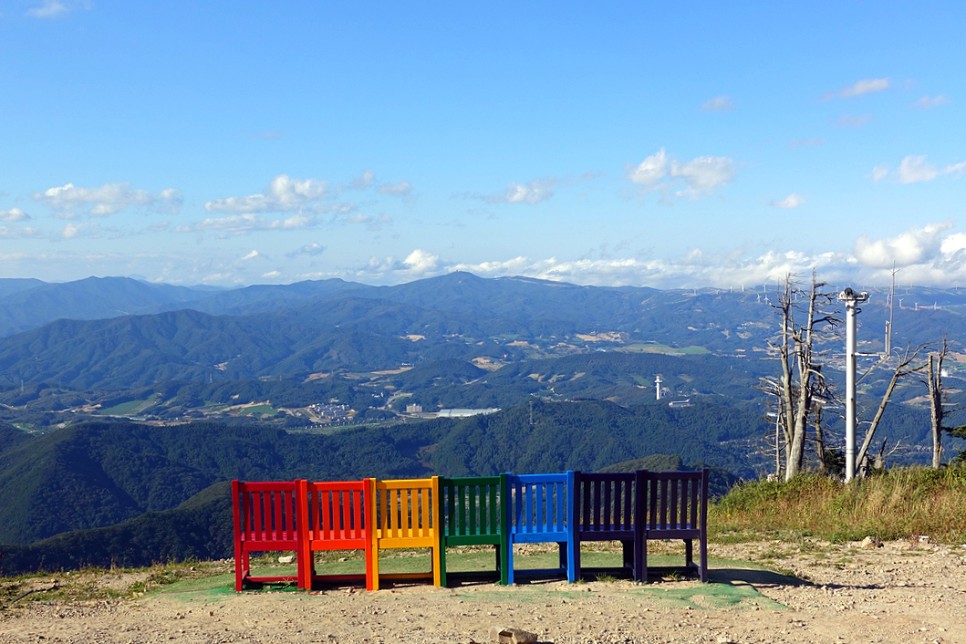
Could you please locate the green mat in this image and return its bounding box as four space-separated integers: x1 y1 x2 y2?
153 551 793 612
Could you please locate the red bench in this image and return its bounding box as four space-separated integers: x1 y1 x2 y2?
297 479 373 590
232 480 301 591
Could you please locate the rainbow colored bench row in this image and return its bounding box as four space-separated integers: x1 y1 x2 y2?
232 470 708 591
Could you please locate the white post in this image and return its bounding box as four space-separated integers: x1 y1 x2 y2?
839 288 869 482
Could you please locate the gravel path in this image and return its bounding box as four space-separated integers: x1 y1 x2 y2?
2 539 964 643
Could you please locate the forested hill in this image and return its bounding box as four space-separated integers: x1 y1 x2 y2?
0 399 759 548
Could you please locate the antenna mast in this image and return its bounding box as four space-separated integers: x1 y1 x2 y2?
886 263 897 357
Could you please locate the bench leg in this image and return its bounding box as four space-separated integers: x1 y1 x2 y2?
641 535 649 583
506 541 515 585
621 540 633 570
699 534 708 583
564 539 576 582
439 542 449 588
498 541 509 586
633 533 644 582
235 549 248 592
431 544 441 587
364 540 375 591
573 535 583 581
370 547 381 591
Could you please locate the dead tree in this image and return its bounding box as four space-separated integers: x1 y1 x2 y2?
923 338 964 468
769 273 839 481
854 347 924 474
927 341 946 468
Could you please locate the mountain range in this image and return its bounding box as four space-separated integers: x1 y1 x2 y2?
1 271 965 573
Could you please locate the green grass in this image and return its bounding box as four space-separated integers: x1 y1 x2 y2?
619 344 709 355
711 464 966 543
96 394 161 416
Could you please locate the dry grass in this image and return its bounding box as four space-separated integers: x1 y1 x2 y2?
711 464 966 543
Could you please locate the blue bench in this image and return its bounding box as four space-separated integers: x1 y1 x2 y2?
504 471 576 584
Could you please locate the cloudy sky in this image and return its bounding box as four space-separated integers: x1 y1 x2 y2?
2 1 965 288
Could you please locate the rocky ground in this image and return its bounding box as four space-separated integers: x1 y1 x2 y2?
2 538 964 643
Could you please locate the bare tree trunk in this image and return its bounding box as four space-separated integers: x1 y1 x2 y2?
769 273 836 481
927 340 948 469
785 276 820 480
813 406 826 474
856 348 924 472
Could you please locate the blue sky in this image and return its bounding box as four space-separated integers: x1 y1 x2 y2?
1 1 965 288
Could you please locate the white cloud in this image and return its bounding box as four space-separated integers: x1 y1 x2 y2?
36 182 182 217
701 96 734 112
915 95 950 109
289 242 325 257
451 256 531 276
0 225 41 239
351 170 376 189
629 149 735 198
351 224 966 289
27 0 68 18
241 250 260 261
897 155 939 184
503 180 555 204
449 250 853 289
837 78 891 98
854 223 950 268
940 233 966 255
363 248 441 279
871 156 966 184
60 221 99 239
945 161 966 177
205 174 327 214
177 211 319 235
181 214 259 234
628 149 668 187
871 165 890 183
670 156 736 195
403 249 440 273
0 207 30 222
773 193 805 209
378 181 413 197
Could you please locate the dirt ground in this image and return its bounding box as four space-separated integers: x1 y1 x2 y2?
1 538 964 643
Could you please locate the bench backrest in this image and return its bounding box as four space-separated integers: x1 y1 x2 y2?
573 471 639 537
232 480 301 549
439 475 506 543
370 477 439 543
506 471 574 538
640 469 708 533
299 479 370 545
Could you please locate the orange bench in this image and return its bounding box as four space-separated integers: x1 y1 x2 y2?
368 476 441 589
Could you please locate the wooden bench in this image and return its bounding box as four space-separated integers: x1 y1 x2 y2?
504 471 576 584
572 471 643 581
297 479 372 590
438 474 508 586
232 480 301 591
368 476 441 589
640 469 709 582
